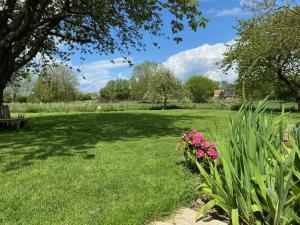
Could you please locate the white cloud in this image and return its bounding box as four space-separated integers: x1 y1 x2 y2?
75 58 130 92
80 58 129 70
215 7 243 17
207 6 248 17
163 42 236 82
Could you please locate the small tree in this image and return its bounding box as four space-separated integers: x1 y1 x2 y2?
99 86 111 102
114 79 130 100
145 65 181 109
185 76 218 103
99 79 130 101
4 71 32 103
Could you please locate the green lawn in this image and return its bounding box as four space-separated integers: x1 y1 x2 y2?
0 109 299 225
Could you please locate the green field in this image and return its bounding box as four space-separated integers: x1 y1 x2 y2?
0 109 299 225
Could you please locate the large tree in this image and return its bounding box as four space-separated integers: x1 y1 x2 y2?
0 0 207 105
129 61 158 101
220 4 300 109
185 75 218 103
32 64 77 102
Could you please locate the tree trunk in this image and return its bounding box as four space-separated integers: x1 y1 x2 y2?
276 69 300 112
0 74 9 106
163 97 167 110
0 49 13 106
296 88 300 112
0 86 3 106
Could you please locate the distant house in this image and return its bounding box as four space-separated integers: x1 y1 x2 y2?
223 88 235 98
214 89 222 98
214 88 235 99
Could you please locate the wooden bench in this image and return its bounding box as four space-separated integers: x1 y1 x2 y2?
283 123 300 146
0 105 25 129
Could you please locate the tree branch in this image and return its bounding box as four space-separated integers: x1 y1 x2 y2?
13 15 63 72
1 0 57 45
48 31 92 44
276 68 299 92
281 5 300 16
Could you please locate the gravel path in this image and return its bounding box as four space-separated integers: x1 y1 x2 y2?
150 208 228 225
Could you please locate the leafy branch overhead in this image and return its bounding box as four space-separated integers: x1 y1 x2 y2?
220 3 300 109
0 0 206 70
0 0 207 104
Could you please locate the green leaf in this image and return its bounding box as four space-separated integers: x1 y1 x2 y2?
251 204 262 212
231 209 239 225
261 136 283 163
195 200 216 220
251 163 267 200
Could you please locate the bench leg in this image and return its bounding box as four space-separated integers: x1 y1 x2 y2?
17 121 21 130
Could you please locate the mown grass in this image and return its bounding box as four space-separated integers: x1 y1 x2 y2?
0 109 231 225
0 109 299 225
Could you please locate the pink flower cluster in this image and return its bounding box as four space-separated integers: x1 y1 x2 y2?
182 128 219 160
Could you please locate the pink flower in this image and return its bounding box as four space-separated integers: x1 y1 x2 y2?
209 143 216 148
195 133 203 140
189 132 195 139
191 128 197 133
192 139 201 146
201 141 209 148
196 150 205 158
207 149 219 158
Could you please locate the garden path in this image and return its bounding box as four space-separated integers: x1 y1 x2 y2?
150 208 228 225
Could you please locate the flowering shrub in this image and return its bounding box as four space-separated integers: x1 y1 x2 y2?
178 128 219 168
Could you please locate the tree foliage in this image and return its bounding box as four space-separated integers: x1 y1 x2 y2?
216 80 235 89
129 61 158 101
0 0 207 104
99 79 130 101
220 4 300 108
101 63 181 107
32 64 77 102
4 70 32 103
145 65 181 108
242 0 300 17
185 75 218 103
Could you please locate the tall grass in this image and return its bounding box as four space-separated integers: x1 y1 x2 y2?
196 99 300 225
7 100 234 113
6 99 298 113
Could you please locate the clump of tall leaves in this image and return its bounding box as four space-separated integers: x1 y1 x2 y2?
196 99 300 225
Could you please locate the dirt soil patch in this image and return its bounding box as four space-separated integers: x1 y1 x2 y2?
150 208 228 225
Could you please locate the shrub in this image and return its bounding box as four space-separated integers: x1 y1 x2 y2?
177 129 219 170
230 101 298 112
185 76 218 103
17 96 28 103
230 103 242 111
195 99 300 225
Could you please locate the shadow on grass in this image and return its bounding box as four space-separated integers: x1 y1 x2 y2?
175 161 200 174
0 112 202 171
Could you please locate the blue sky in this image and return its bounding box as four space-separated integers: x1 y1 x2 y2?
70 0 250 92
